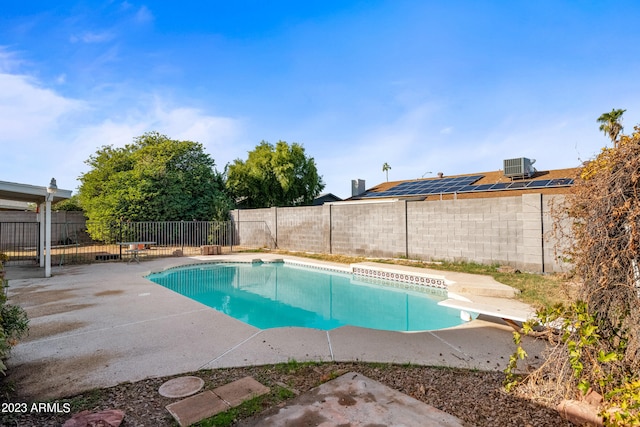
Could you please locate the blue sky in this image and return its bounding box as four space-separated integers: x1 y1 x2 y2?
2 1 640 199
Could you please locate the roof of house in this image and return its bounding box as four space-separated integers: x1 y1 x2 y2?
313 193 343 205
350 167 579 201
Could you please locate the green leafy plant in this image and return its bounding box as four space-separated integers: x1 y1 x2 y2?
505 301 639 425
0 254 29 375
505 119 640 426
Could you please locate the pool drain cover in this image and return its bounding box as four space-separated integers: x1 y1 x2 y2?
159 376 205 398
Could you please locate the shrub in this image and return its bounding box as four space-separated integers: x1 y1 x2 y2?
0 253 29 375
506 125 640 425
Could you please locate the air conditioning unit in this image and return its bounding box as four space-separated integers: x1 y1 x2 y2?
503 158 536 178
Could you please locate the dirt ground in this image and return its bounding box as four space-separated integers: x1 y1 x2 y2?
1 362 572 427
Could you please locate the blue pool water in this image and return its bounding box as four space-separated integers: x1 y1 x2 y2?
146 262 470 331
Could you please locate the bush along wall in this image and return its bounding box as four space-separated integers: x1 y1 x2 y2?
0 252 29 375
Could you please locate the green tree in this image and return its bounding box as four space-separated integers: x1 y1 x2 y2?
382 162 391 181
78 132 232 239
53 194 83 212
597 108 626 146
226 140 324 208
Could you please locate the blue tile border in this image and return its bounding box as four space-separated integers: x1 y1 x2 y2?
150 258 449 292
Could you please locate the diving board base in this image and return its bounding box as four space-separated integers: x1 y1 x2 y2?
438 299 535 324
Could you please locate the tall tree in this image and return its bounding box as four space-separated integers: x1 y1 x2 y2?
78 132 232 239
382 162 391 182
597 108 626 146
226 140 324 208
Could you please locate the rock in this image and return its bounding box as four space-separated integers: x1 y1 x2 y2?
557 400 603 427
497 266 519 273
63 409 125 427
583 388 604 406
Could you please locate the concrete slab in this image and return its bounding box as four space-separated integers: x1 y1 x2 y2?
166 390 229 427
240 371 465 427
3 265 45 280
328 326 465 366
4 254 544 403
430 319 547 372
202 327 333 369
213 376 270 407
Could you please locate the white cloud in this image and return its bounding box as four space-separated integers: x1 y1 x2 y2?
70 31 116 44
440 126 453 135
134 6 154 24
0 47 25 73
66 100 247 184
139 99 248 167
0 72 84 144
0 62 244 192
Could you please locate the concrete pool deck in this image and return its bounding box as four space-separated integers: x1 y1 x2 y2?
4 253 545 402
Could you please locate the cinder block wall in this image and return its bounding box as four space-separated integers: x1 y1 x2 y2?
407 197 519 265
231 208 276 248
230 194 569 273
0 211 85 223
0 211 87 246
330 201 407 258
274 206 326 252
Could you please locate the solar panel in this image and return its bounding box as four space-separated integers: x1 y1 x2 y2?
457 185 479 193
443 185 465 193
548 178 573 186
490 183 509 190
358 174 577 198
459 175 484 184
507 181 530 189
527 179 551 188
472 184 494 191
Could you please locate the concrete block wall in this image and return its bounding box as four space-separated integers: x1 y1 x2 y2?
407 197 520 266
0 211 87 247
231 208 276 248
330 200 407 258
274 206 326 252
541 194 572 272
225 194 570 272
0 211 86 223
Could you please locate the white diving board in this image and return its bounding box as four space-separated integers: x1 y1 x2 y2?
438 299 535 324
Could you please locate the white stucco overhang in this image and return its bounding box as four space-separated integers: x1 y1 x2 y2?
0 180 72 204
0 179 72 277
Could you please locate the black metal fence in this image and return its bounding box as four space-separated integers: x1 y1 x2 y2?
0 220 274 266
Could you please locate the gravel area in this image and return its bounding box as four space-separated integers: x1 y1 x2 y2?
1 362 572 427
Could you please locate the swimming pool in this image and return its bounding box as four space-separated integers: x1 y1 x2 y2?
146 261 471 331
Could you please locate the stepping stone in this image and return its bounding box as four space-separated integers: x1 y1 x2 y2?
166 390 229 427
213 376 271 407
246 372 465 426
63 409 125 427
165 376 270 426
159 376 205 398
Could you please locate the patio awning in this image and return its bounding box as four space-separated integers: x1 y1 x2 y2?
0 179 72 277
0 180 72 204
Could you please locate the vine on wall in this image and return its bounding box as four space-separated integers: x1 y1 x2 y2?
506 125 640 425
